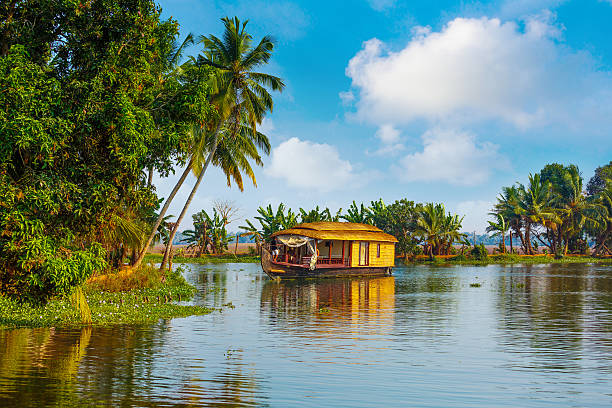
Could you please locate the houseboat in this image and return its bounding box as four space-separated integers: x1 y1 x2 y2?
261 221 397 279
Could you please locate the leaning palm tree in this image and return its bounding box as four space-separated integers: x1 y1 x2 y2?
154 17 283 271
160 116 271 268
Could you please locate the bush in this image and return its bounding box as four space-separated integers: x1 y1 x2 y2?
0 210 107 303
470 244 488 261
450 254 468 262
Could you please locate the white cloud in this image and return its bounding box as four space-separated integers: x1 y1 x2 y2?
258 117 275 135
265 137 359 192
339 90 355 106
345 14 609 129
376 124 401 144
455 200 494 234
367 0 395 11
396 128 509 186
369 124 404 155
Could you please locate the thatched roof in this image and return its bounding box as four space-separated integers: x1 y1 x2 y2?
270 222 398 243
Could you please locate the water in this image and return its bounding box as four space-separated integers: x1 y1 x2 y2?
1 263 611 407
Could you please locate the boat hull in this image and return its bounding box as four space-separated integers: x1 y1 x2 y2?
261 247 392 279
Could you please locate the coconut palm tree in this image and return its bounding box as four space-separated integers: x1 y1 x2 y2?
493 185 524 253
486 213 509 253
517 174 558 255
590 180 612 256
415 203 446 257
158 17 284 270
132 33 202 270
160 117 271 268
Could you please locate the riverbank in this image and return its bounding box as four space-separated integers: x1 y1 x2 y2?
0 266 212 329
408 254 612 266
144 253 260 264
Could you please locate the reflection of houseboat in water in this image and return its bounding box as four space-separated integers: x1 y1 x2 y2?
261 222 397 279
260 277 395 335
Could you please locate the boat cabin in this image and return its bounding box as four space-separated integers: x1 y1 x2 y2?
266 222 397 275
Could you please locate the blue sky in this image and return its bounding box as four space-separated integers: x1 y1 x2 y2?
154 0 612 233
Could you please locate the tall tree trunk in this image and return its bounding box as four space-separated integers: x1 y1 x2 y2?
161 128 222 270
509 230 513 253
524 223 532 255
131 159 193 270
147 166 154 187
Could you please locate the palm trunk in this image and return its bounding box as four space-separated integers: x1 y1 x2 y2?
147 166 153 187
131 159 193 270
161 127 222 270
509 230 513 253
524 223 532 255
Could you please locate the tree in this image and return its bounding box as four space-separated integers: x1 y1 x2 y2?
239 203 298 245
586 161 612 196
159 17 283 270
0 1 195 301
341 201 372 224
486 213 509 253
299 206 342 223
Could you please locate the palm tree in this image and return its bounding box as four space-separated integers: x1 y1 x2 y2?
160 117 271 268
551 170 601 254
132 33 201 270
415 203 446 258
486 213 509 253
341 201 372 224
441 212 466 255
158 17 283 270
517 174 558 255
493 185 524 253
591 180 612 256
240 203 298 244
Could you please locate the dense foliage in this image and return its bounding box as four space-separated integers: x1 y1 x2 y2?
0 1 212 302
240 200 466 258
491 162 612 256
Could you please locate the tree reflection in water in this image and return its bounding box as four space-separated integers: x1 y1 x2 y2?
494 263 612 372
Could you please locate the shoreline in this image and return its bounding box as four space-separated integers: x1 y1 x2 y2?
0 266 212 329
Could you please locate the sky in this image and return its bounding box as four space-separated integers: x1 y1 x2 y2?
154 0 612 233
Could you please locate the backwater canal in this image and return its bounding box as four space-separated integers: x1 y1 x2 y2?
1 263 612 407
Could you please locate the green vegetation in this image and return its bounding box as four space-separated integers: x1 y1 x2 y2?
155 17 283 270
241 200 467 259
145 253 260 264
0 267 211 328
1 1 280 312
492 162 612 256
413 254 612 266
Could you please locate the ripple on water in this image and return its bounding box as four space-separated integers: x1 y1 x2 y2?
1 263 612 407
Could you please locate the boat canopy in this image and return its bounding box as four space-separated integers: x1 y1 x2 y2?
270 222 398 243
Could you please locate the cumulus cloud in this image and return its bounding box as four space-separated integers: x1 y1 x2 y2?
396 128 509 186
345 14 609 128
265 138 359 192
369 124 405 155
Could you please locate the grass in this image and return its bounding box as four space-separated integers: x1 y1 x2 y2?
408 254 612 266
0 266 212 329
144 253 260 264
